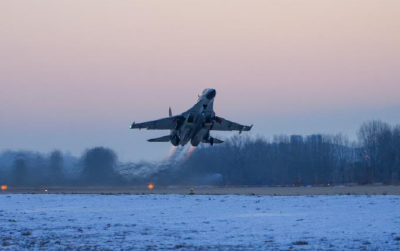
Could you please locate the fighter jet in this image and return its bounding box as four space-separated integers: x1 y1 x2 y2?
130 88 252 146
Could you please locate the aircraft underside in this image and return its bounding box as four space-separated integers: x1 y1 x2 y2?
131 88 252 147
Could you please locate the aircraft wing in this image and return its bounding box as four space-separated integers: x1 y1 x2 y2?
130 115 184 130
211 116 253 133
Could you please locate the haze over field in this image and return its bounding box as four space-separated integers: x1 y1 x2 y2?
1 1 399 161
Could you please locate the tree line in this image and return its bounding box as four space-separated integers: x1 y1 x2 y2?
0 147 123 187
0 120 399 187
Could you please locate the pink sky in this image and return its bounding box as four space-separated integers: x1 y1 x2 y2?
1 1 399 161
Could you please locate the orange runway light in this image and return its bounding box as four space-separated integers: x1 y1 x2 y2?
1 185 7 191
147 183 154 190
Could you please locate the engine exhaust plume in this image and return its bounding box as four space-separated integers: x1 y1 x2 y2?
184 146 197 162
165 146 178 161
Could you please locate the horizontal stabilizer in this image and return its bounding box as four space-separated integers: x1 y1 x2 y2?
202 137 224 145
148 135 171 142
212 138 224 144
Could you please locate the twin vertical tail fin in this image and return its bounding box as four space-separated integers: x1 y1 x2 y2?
169 107 172 117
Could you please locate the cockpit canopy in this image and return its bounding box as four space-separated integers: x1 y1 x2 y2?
202 88 216 100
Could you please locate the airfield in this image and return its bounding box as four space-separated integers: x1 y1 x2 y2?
1 186 399 250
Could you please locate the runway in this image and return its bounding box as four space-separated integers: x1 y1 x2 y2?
3 185 400 196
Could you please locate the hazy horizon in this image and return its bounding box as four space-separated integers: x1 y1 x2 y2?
1 1 399 162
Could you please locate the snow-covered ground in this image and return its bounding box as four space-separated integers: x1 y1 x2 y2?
0 194 399 250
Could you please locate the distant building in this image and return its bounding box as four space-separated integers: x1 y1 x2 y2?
306 134 322 144
290 135 303 144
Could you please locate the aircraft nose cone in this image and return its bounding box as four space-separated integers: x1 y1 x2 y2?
206 89 216 100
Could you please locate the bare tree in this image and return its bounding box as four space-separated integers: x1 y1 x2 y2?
12 154 28 186
49 150 64 183
81 147 119 185
357 120 391 183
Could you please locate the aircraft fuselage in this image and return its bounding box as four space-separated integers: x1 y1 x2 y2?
172 88 216 146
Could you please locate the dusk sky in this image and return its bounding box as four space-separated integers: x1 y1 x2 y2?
1 1 399 162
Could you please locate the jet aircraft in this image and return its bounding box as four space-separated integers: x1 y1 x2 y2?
130 88 252 146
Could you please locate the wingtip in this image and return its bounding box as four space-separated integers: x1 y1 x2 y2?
239 124 253 134
130 122 135 129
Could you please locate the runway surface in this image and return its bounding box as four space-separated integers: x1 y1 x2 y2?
0 194 399 250
3 185 400 196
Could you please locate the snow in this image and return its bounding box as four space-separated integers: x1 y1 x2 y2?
0 194 399 250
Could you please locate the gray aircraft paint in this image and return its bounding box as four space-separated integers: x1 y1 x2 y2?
130 89 252 146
